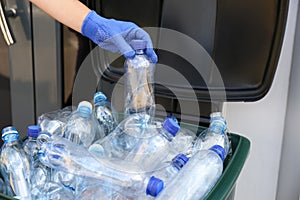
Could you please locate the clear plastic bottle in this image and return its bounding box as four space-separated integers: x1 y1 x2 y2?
125 116 180 171
93 91 118 136
29 132 52 189
31 181 74 200
0 126 31 200
152 153 189 187
38 106 74 136
193 112 230 156
38 133 164 198
124 39 155 117
0 176 14 197
75 178 114 200
22 125 50 190
63 101 97 148
38 132 77 191
75 178 127 200
166 118 196 159
30 160 50 190
89 113 151 159
23 125 41 163
156 145 225 200
0 177 5 194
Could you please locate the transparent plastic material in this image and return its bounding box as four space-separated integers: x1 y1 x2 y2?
22 125 50 190
156 146 225 200
31 181 74 200
63 101 101 148
37 133 164 198
167 126 197 160
38 106 75 136
75 179 119 200
89 113 151 159
124 40 155 117
0 127 31 200
0 178 6 195
23 125 41 163
151 154 189 187
193 112 231 156
30 161 50 190
93 91 118 136
124 116 180 171
0 123 251 200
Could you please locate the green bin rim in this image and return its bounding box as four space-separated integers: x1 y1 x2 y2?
180 121 250 200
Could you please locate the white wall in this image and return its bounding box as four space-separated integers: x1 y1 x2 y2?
223 0 298 199
277 2 300 199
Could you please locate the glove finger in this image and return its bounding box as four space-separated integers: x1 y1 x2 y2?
110 34 135 58
134 29 158 63
134 29 154 49
145 48 158 63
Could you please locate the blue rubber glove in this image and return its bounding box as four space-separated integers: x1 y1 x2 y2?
81 10 158 63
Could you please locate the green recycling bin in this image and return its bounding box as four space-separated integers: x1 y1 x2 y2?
0 120 250 200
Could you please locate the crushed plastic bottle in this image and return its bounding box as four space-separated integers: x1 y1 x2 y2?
37 132 77 192
37 133 164 198
125 116 180 171
165 117 196 159
0 176 14 197
93 91 118 136
30 160 50 190
0 126 31 200
31 181 74 200
89 113 151 159
75 178 127 200
124 39 155 117
38 106 74 136
156 145 225 200
0 177 5 194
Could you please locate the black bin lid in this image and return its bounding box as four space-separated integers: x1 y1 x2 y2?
97 0 289 102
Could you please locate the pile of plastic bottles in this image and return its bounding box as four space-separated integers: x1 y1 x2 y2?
0 40 232 200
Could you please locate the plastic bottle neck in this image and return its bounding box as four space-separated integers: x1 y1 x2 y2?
77 107 92 118
171 154 189 170
95 100 106 107
209 145 226 161
3 133 19 143
135 49 144 55
28 136 37 140
209 120 226 134
161 128 176 141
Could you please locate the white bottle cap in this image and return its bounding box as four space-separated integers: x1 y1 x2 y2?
78 101 93 111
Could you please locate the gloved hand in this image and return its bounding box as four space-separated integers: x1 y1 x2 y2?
81 10 158 63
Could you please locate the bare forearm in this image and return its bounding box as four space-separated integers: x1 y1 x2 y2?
29 0 90 33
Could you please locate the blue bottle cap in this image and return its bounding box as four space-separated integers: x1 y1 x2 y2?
93 91 107 104
27 125 41 138
130 39 147 50
162 116 180 137
146 176 164 197
1 126 18 138
172 154 189 170
210 145 226 161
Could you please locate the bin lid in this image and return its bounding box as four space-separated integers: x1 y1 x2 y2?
97 0 289 102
